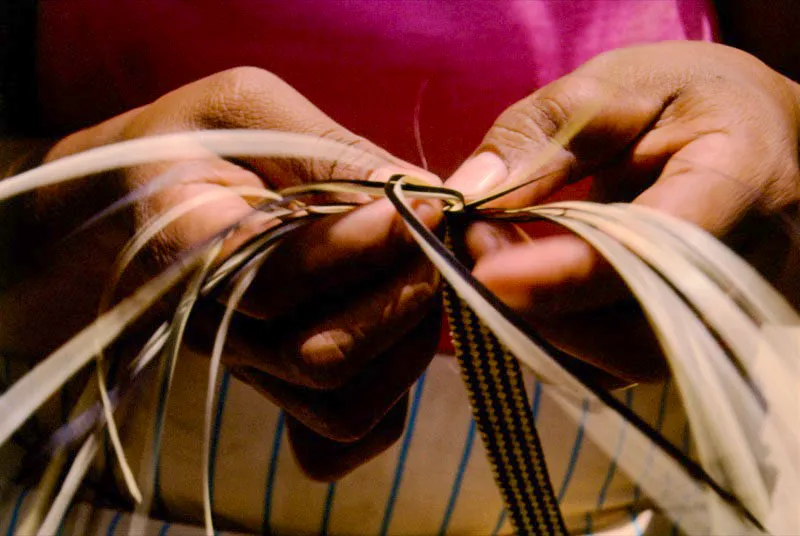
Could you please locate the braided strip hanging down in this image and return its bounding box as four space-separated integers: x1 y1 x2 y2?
443 268 567 535
0 127 796 536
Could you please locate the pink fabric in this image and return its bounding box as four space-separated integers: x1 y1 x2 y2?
37 0 717 177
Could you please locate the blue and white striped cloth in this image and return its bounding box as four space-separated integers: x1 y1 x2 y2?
1 350 690 535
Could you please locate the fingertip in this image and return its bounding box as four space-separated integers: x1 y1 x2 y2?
369 164 442 187
474 235 599 283
473 235 615 314
446 152 509 197
464 221 527 258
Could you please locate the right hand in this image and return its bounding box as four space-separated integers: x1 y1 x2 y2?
446 42 800 385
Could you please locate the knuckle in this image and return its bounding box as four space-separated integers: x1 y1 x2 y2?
197 67 287 128
580 47 630 76
313 130 385 182
524 75 604 134
484 74 610 161
522 92 573 140
205 69 382 182
488 78 592 151
182 67 384 184
213 66 283 98
295 330 356 389
484 108 541 156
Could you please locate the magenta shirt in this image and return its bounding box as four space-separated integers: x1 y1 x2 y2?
37 0 717 177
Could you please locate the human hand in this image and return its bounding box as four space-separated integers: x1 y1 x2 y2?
0 67 442 479
446 42 800 384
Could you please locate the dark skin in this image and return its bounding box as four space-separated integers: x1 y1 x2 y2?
0 68 443 482
0 3 798 484
448 41 800 383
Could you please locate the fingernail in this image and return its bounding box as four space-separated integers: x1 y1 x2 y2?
412 199 442 227
476 225 505 254
467 222 516 256
371 165 440 186
476 227 500 254
447 152 509 196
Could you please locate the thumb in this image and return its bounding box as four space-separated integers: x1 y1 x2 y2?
446 72 663 207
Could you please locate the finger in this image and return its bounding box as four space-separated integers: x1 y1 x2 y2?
633 129 800 237
445 41 795 207
446 72 664 207
236 197 442 321
470 234 665 383
140 160 442 326
135 67 445 321
458 44 799 317
189 257 439 389
472 235 627 316
462 221 529 259
134 158 282 264
228 308 439 441
286 399 408 482
460 226 656 386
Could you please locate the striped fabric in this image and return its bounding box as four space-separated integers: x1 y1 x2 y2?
0 350 691 535
0 486 654 536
